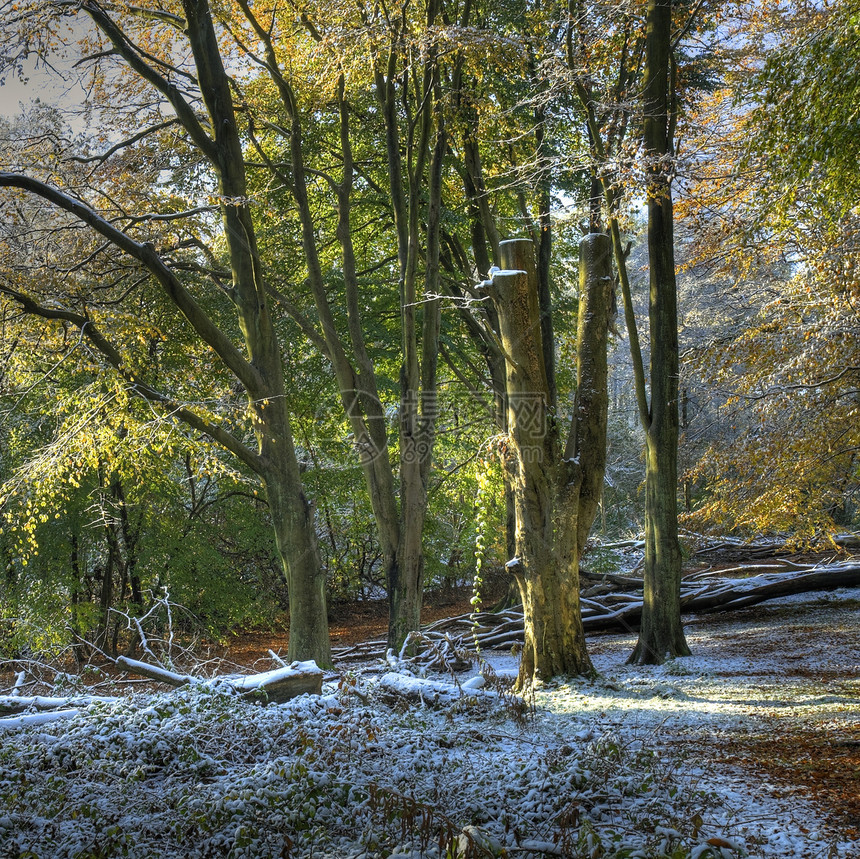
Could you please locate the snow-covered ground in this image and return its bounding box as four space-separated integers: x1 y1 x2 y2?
525 588 860 859
1 589 858 859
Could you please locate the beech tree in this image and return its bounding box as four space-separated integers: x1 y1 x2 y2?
223 0 447 650
0 0 331 664
624 0 690 663
481 234 612 687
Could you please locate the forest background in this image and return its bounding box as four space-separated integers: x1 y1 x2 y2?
0 0 857 669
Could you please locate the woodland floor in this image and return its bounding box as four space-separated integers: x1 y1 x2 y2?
3 555 858 857
217 569 860 850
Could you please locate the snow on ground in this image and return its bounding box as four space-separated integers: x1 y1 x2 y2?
1 590 858 859
513 587 860 859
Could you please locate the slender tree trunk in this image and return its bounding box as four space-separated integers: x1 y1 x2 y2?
96 549 115 655
183 0 331 665
112 479 143 615
570 234 613 560
388 462 427 649
377 21 444 650
69 532 89 665
628 0 690 664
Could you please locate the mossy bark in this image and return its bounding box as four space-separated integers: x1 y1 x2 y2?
490 235 612 688
628 0 691 664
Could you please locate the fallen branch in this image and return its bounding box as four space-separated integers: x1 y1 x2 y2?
377 672 492 707
0 658 324 730
114 656 190 687
0 709 83 729
378 563 860 660
0 694 119 717
114 656 323 704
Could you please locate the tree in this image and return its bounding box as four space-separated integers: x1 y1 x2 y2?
676 0 860 541
0 0 331 665
487 234 613 687
211 0 453 650
625 0 690 663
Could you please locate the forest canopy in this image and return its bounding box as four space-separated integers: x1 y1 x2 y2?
0 0 857 663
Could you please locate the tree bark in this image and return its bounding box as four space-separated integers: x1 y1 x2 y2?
489 236 611 687
113 656 323 703
628 0 690 664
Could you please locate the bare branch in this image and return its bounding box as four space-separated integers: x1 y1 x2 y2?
66 119 180 164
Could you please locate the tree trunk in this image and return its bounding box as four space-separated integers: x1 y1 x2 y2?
490 236 611 687
387 463 427 651
568 234 613 560
381 42 444 651
263 410 331 667
628 0 690 664
182 0 331 666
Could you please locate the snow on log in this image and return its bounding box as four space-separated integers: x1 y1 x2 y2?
0 709 82 730
227 660 323 703
115 655 323 703
834 533 860 550
377 672 496 707
576 564 860 632
693 564 860 613
115 656 191 687
0 694 119 717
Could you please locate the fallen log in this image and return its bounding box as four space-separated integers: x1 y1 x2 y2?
377 672 493 707
834 533 860 550
694 565 860 613
115 656 323 703
581 571 646 589
0 709 82 730
0 694 119 717
226 662 324 703
579 563 860 633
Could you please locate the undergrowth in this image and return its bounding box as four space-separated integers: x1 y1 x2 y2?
0 677 727 859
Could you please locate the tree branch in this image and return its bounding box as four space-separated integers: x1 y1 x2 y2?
0 284 262 475
80 1 219 164
0 173 265 396
66 119 180 164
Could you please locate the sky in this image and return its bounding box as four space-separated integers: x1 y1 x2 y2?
0 63 85 119
0 41 90 122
